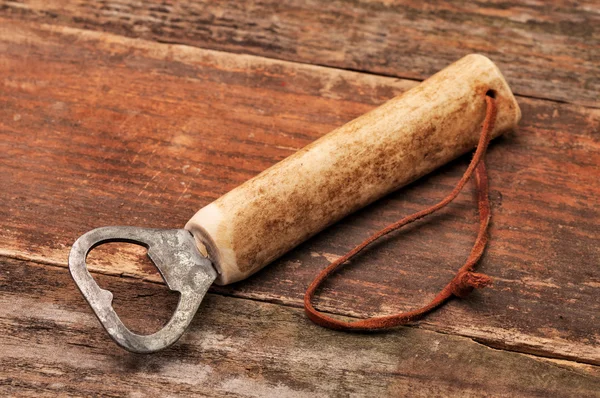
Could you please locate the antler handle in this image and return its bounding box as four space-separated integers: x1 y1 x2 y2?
186 54 521 285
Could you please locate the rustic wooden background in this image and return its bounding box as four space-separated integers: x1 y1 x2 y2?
1 1 598 396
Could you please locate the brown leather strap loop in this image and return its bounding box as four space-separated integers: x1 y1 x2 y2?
303 94 498 331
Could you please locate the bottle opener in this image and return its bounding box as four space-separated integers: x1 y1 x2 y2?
69 54 521 353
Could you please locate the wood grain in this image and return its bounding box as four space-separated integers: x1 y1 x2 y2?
2 257 600 397
0 0 598 107
0 18 599 368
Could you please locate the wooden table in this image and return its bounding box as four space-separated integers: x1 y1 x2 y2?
1 1 598 396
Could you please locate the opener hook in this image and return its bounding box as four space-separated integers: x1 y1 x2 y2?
68 226 217 353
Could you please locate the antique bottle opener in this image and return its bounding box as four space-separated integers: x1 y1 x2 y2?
69 54 521 353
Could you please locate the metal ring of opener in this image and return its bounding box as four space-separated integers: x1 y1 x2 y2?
68 226 217 353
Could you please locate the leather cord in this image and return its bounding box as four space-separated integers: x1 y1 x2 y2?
304 93 498 330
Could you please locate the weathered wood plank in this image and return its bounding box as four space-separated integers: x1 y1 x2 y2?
0 19 599 365
0 0 598 107
1 257 599 397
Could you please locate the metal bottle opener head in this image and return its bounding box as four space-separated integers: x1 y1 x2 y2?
68 226 217 353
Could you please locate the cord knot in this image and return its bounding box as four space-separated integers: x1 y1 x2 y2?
450 271 492 298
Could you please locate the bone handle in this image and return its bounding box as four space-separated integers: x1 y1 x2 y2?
186 54 521 285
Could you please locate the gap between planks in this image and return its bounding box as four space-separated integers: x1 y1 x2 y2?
2 250 598 370
1 0 598 108
1 14 596 111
